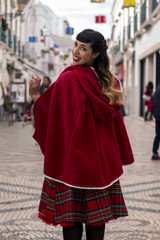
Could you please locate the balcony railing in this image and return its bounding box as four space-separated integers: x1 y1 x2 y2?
18 40 21 56
141 0 147 25
123 27 125 46
152 0 158 12
113 40 120 55
8 29 12 48
0 27 6 43
13 35 17 53
128 23 131 39
22 45 24 58
134 13 138 32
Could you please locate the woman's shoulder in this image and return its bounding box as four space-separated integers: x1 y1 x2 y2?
56 65 90 86
55 66 85 93
56 66 77 84
61 68 76 79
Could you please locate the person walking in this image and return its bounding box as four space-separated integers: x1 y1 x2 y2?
143 81 154 121
29 29 134 240
39 76 51 95
152 83 160 161
28 75 51 127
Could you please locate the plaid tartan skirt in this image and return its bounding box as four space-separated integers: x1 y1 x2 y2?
38 177 128 227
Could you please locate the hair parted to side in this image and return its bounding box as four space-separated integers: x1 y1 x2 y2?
43 76 51 85
76 29 122 105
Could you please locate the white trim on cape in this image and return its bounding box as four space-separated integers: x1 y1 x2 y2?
44 174 123 190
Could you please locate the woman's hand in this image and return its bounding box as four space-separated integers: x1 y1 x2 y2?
29 74 41 102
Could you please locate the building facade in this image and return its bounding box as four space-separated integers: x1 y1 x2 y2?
0 0 74 120
110 0 160 118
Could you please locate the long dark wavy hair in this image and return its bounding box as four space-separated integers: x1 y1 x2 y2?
76 29 122 105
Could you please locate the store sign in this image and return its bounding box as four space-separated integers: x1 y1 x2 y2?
29 36 38 42
95 16 106 23
40 37 45 43
91 0 105 2
10 82 26 103
124 0 136 7
53 43 59 48
66 27 74 35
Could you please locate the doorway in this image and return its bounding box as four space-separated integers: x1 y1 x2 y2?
140 59 145 117
156 51 160 87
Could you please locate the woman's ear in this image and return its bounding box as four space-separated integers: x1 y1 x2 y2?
92 52 100 59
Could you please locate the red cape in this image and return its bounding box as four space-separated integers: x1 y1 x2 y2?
33 65 134 189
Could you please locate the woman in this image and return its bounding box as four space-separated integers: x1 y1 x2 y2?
39 76 51 95
29 29 134 240
28 75 51 127
143 81 153 121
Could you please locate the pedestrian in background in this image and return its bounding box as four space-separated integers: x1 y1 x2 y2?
39 76 51 95
143 81 154 121
120 104 126 120
0 83 5 121
152 83 160 161
119 80 126 120
29 29 134 240
28 75 51 127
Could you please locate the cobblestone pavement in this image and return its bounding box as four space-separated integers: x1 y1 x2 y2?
0 117 160 240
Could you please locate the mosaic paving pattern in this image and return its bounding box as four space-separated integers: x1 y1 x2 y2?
0 118 160 240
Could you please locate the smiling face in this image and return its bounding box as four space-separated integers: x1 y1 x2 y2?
72 40 99 66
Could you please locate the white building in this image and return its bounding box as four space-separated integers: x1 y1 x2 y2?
0 0 73 120
0 0 74 121
110 0 160 118
22 1 74 82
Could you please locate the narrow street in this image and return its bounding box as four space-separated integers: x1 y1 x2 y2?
0 117 160 240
